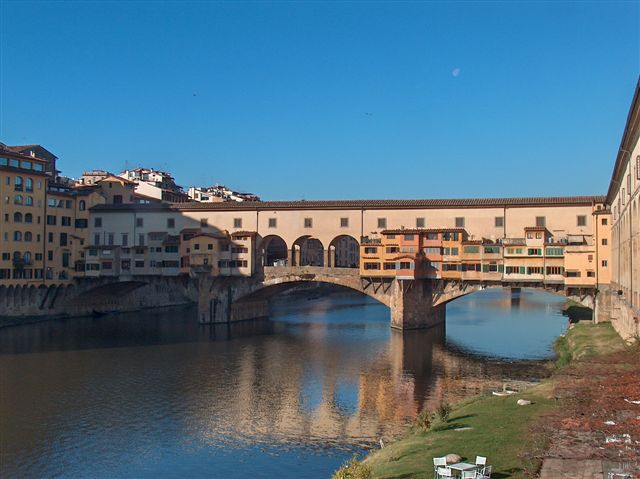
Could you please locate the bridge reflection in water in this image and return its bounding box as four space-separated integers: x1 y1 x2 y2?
0 289 559 478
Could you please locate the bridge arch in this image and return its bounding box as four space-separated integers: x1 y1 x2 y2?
328 235 359 269
259 235 288 267
291 236 325 267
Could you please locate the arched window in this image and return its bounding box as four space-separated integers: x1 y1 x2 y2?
25 196 33 206
24 232 32 242
14 231 22 241
79 200 86 211
14 176 23 191
23 252 32 263
14 195 23 205
25 178 33 192
25 213 33 223
13 212 22 222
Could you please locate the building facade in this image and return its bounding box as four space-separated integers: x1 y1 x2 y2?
606 78 640 339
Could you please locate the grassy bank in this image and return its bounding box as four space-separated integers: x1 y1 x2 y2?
346 322 625 479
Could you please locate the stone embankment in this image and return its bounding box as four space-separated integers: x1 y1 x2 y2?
0 276 198 325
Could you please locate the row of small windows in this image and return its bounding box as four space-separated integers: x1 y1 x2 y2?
0 157 45 171
92 213 594 232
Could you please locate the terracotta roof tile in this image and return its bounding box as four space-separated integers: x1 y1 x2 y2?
91 195 606 212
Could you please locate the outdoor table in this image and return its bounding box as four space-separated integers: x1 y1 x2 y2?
448 462 478 477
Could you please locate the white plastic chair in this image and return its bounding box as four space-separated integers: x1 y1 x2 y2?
475 456 487 468
461 471 477 479
433 456 447 474
477 465 492 479
437 467 453 478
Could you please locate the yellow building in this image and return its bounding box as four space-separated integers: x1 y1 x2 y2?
0 146 49 285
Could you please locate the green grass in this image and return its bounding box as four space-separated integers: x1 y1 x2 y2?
361 321 626 479
364 392 553 479
554 321 625 364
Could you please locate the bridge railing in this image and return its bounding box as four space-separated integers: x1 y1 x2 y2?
263 266 360 277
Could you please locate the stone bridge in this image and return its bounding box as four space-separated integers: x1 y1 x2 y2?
197 266 599 330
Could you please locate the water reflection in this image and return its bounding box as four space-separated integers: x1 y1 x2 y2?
0 288 565 478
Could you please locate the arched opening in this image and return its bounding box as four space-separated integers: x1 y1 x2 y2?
260 235 288 267
292 236 325 267
328 235 360 268
24 213 33 223
79 200 86 211
14 212 22 223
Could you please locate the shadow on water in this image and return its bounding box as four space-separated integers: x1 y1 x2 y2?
0 305 282 355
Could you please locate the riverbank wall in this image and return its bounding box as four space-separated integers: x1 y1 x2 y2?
0 276 199 325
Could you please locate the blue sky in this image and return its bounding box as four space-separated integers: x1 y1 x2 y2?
1 1 638 200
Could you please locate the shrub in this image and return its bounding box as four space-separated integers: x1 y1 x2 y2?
332 457 372 479
412 409 434 432
437 402 452 422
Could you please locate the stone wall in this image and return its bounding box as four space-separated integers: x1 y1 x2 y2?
0 276 198 324
595 285 639 342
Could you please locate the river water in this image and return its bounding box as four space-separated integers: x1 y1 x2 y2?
0 287 568 478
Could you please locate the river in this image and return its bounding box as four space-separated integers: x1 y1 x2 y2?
0 287 568 478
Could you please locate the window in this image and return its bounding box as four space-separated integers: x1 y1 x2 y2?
25 196 33 206
304 218 312 228
14 195 23 205
194 243 200 250
24 232 32 242
495 216 504 228
602 218 608 225
167 218 175 228
75 218 88 228
364 247 377 254
404 234 414 241
13 231 22 241
46 215 56 225
138 234 145 246
136 217 144 228
423 247 440 254
577 215 587 227
387 234 396 239
341 218 349 228
602 260 608 267
102 261 113 270
48 250 53 261
25 213 32 223
135 260 145 268
455 217 465 228
107 233 114 246
60 233 68 246
416 217 425 228
383 262 396 270
207 243 213 250
79 200 86 211
386 247 399 253
113 195 123 204
122 234 128 246
268 218 277 228
464 246 479 254
535 216 546 227
14 176 23 191
484 246 500 254
587 271 595 278
61 216 71 226
377 218 387 229
25 178 33 192
363 262 381 270
233 218 242 228
13 212 22 222
602 238 608 246
94 217 102 228
200 218 208 227
545 247 563 256
528 248 542 256
94 234 100 245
